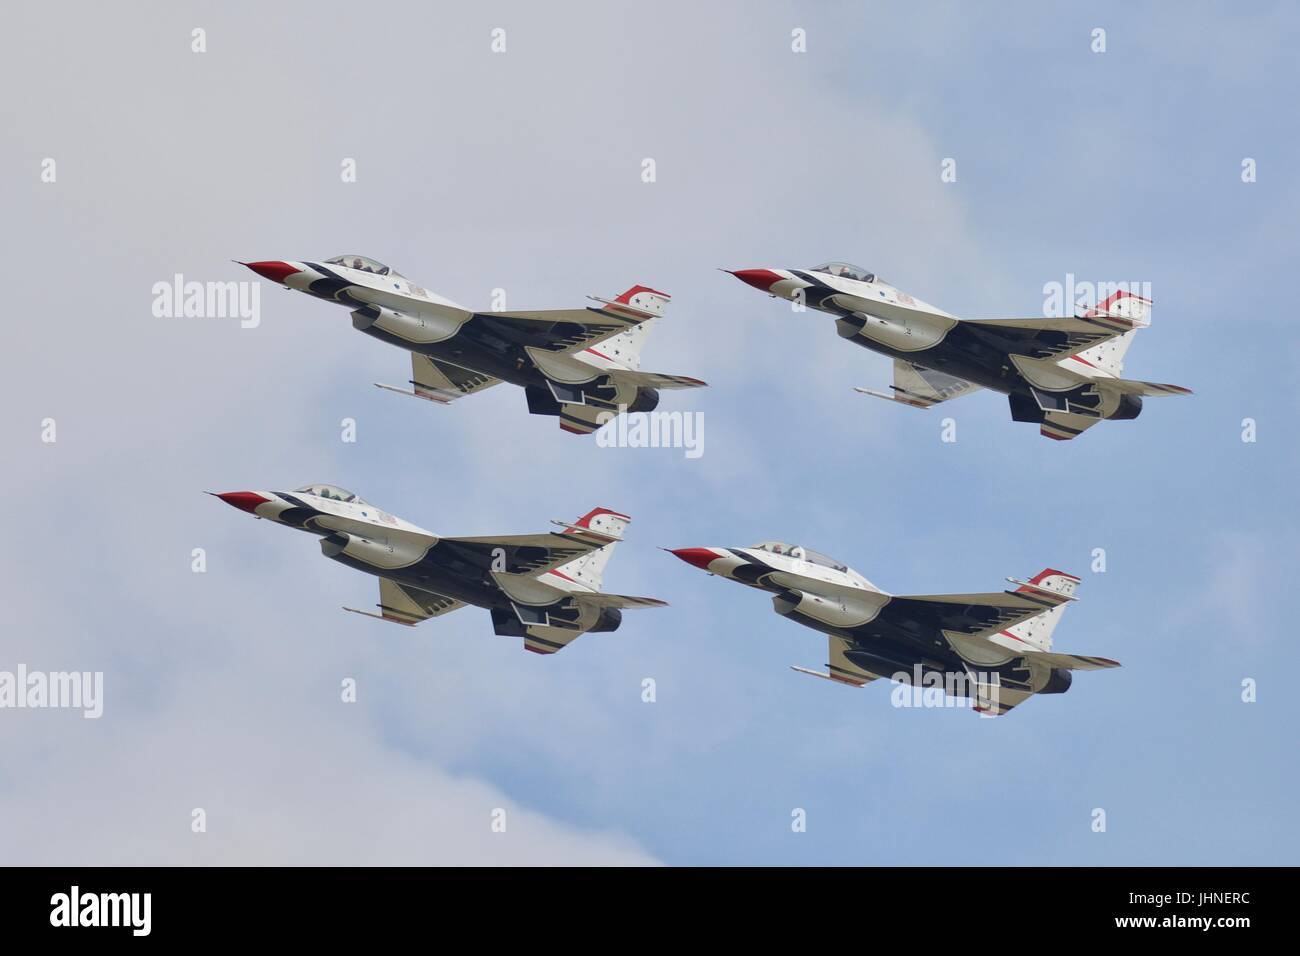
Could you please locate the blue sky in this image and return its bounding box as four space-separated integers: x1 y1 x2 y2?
1 1 1295 864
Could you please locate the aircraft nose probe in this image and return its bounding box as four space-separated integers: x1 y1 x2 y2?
665 547 718 570
208 491 270 514
238 261 301 283
724 269 784 292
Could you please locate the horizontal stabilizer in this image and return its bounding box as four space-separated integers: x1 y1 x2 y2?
1031 651 1121 671
610 369 708 390
1094 377 1192 397
945 630 1119 671
790 664 872 687
577 592 666 610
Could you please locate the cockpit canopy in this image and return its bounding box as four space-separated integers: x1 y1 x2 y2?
324 254 401 277
294 484 368 505
810 261 877 284
751 541 849 573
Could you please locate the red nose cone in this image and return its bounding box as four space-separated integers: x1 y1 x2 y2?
728 269 783 292
668 547 719 571
214 491 270 514
242 261 300 284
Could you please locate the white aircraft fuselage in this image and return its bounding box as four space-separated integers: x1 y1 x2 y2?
210 486 499 607
669 543 1117 715
728 263 1189 440
242 256 704 434
211 487 651 648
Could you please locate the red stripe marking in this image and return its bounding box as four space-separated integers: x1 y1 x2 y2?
1027 568 1080 584
1082 289 1151 318
612 284 670 303
569 507 632 529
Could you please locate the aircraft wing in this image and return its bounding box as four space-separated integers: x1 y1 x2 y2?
871 588 1071 641
791 635 883 687
343 577 466 626
437 527 612 577
961 315 1138 361
475 305 647 355
376 353 503 405
856 359 982 408
834 293 1132 362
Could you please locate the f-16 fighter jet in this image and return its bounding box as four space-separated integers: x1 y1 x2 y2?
212 485 665 654
727 262 1190 440
668 543 1119 715
241 256 706 434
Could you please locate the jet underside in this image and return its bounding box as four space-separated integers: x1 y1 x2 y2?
797 280 1140 424
276 496 598 634
775 589 1036 688
802 287 1040 400
742 563 1034 687
300 264 637 412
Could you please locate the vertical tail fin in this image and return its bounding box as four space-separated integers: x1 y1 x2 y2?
1003 569 1080 651
1073 290 1151 376
550 507 632 590
588 285 671 370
